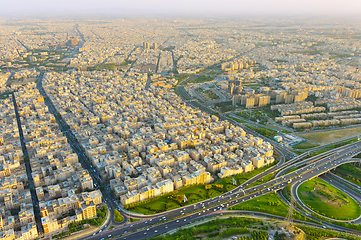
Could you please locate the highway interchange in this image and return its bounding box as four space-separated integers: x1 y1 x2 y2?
31 72 361 239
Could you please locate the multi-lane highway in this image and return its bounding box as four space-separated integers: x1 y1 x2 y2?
80 138 361 239
33 72 361 240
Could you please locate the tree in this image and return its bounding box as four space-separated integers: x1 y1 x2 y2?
114 209 124 222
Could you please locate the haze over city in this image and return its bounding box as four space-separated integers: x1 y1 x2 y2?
1 0 361 16
0 1 361 240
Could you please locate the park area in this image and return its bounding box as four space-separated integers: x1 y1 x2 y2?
298 127 361 145
297 178 361 220
229 192 307 221
126 165 274 215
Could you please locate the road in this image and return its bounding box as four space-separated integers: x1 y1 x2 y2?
79 85 361 239
290 144 361 224
5 72 14 87
328 172 361 191
83 141 361 239
12 92 43 234
145 74 152 90
228 113 287 132
293 135 359 152
36 70 361 239
295 123 361 135
155 52 161 73
37 73 127 234
275 139 361 177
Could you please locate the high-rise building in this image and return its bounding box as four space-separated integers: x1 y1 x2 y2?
143 42 150 49
153 43 158 49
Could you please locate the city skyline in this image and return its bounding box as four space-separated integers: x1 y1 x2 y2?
0 4 361 239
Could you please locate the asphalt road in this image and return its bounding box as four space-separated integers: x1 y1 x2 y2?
83 141 361 240
34 71 361 239
12 92 44 234
37 72 126 228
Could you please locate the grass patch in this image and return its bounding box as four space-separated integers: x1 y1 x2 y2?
229 192 308 221
298 127 361 144
292 141 319 149
333 163 361 187
129 218 140 222
324 138 358 149
149 216 259 240
296 225 360 240
114 209 124 222
245 125 278 139
128 164 274 215
196 88 220 100
228 115 248 123
214 101 235 113
191 75 213 83
247 172 275 188
284 167 299 175
298 178 361 220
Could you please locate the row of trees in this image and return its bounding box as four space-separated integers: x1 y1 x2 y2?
250 230 268 240
149 217 261 240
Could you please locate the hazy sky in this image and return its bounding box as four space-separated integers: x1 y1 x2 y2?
1 0 361 17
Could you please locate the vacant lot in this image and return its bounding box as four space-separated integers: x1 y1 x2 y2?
298 127 361 145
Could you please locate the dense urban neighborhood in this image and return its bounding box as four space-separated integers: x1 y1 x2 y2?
0 17 361 240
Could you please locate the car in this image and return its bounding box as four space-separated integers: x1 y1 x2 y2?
165 226 168 229
184 219 187 221
144 232 147 235
145 221 147 224
92 233 96 236
130 225 133 227
176 220 179 223
149 219 152 222
99 230 102 233
154 230 158 233
124 231 127 234
108 235 112 238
